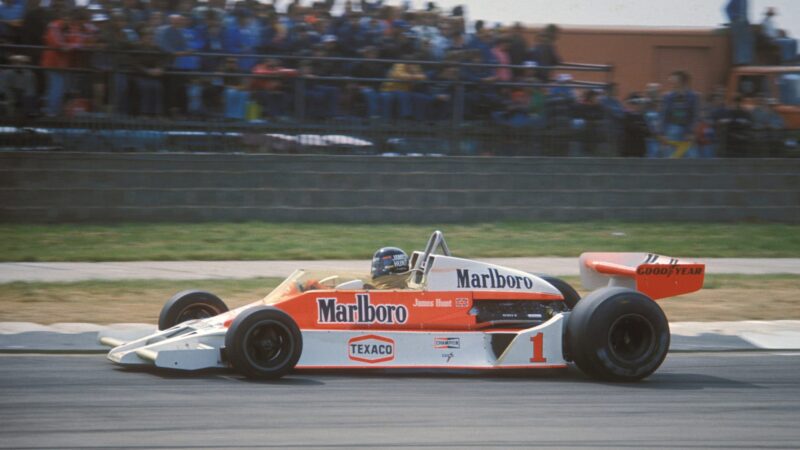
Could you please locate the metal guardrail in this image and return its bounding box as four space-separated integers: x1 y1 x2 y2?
0 43 614 98
0 44 622 155
0 46 795 157
2 44 796 157
0 44 614 70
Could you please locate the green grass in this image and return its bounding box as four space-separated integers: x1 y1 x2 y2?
1 222 798 262
0 277 284 324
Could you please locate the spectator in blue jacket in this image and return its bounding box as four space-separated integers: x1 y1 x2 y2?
599 85 625 150
0 0 25 42
332 12 361 56
660 70 700 154
465 20 494 65
350 45 387 118
134 28 169 116
200 17 224 72
223 9 261 72
156 14 192 115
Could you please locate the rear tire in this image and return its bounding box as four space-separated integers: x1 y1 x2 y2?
539 275 581 309
158 290 229 330
225 306 302 380
566 287 669 382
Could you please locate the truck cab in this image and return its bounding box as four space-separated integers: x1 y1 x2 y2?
727 66 800 129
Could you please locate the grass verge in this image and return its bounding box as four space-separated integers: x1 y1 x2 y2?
0 275 796 324
1 222 799 261
0 278 283 324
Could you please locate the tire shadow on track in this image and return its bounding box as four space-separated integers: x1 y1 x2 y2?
111 364 578 384
111 365 326 385
110 363 760 390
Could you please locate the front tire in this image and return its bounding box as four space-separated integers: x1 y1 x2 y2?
158 290 229 330
566 287 669 382
225 306 302 380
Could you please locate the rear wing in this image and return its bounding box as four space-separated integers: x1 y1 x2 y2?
579 253 704 300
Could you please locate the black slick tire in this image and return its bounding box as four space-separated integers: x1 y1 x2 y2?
225 306 303 380
158 290 229 330
539 275 581 309
566 287 669 382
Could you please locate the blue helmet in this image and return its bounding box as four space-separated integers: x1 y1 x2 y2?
371 247 410 278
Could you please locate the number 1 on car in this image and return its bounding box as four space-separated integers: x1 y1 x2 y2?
530 333 546 363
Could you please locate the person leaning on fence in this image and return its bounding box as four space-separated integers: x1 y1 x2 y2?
379 52 428 121
217 57 247 120
751 95 786 156
92 13 137 115
183 16 210 117
544 73 575 131
427 64 459 121
155 14 192 117
249 58 297 119
459 48 501 120
659 70 699 158
0 54 37 116
620 93 652 157
570 89 605 156
304 36 344 119
349 46 388 118
719 95 753 157
40 8 95 117
491 61 545 130
133 29 168 116
222 8 260 73
693 92 728 159
642 83 662 157
598 84 625 150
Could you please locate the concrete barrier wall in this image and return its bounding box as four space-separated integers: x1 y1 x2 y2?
2 152 799 223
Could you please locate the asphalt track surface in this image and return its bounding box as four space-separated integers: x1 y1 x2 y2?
1 353 799 449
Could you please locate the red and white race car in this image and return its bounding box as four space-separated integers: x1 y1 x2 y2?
102 231 704 381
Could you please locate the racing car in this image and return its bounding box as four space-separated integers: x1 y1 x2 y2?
101 231 704 382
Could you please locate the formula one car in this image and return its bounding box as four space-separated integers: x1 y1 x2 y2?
101 231 704 381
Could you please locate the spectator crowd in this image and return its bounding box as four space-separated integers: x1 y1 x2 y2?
0 0 792 157
0 0 569 122
619 71 788 158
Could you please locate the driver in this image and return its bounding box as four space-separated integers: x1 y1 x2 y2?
367 247 411 289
